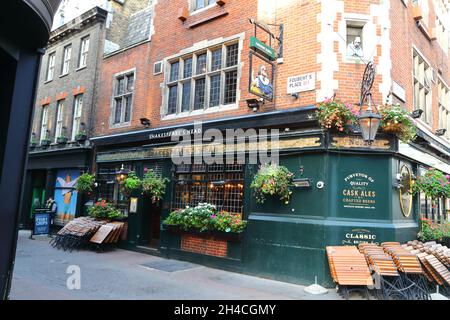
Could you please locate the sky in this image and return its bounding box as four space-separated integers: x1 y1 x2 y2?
52 0 107 30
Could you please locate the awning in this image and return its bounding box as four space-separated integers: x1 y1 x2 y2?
399 142 450 174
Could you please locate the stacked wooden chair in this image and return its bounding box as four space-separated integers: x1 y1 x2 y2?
89 221 125 251
382 242 430 300
50 217 106 251
50 217 125 252
358 243 402 300
326 246 374 299
406 241 450 296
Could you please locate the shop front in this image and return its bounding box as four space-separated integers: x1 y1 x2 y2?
91 107 449 287
20 147 91 229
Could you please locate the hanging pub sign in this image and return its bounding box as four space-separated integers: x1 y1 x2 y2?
250 36 277 61
249 51 275 101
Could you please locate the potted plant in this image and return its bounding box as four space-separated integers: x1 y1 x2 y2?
57 136 68 145
250 163 295 205
379 104 417 143
316 97 359 133
40 139 51 147
29 134 38 149
122 171 142 198
141 169 170 203
76 173 95 194
418 218 450 245
75 131 87 143
88 199 125 221
412 168 450 207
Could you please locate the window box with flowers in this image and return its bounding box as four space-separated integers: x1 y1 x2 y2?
57 136 68 145
316 98 359 133
379 104 417 143
40 139 51 147
88 199 126 221
163 203 247 242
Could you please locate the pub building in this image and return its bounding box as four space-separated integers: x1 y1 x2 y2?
91 106 450 286
88 1 450 287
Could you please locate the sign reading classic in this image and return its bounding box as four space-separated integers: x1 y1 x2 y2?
341 172 377 210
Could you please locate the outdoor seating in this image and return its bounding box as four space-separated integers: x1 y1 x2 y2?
326 246 373 299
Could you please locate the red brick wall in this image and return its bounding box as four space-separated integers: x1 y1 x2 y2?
391 0 450 131
93 0 450 139
93 42 152 136
181 234 228 258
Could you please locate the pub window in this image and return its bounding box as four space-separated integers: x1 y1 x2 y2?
54 100 65 143
46 52 56 82
40 105 49 142
78 36 90 69
97 164 134 215
438 80 450 139
112 72 135 125
172 163 244 215
165 41 239 115
61 45 72 75
71 94 83 140
413 50 433 125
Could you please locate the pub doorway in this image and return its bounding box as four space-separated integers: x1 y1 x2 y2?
140 161 165 249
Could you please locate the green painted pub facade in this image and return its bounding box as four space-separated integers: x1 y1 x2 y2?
91 106 449 287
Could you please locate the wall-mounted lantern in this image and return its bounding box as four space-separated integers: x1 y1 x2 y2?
116 164 129 183
358 62 381 144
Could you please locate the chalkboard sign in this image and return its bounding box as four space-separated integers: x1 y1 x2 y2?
33 210 51 236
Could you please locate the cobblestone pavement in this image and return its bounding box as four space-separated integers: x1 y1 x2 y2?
10 231 342 300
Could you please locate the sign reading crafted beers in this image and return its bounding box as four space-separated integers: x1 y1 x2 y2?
341 172 377 211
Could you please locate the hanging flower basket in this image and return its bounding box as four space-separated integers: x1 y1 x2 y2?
379 104 417 143
316 98 359 133
381 123 403 134
250 163 295 205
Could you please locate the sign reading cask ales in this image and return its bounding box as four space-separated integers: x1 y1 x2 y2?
341 172 377 210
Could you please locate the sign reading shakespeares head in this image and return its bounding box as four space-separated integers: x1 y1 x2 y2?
341 172 377 211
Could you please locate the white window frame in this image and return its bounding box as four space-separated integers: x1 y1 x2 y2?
413 49 433 126
339 14 373 64
71 95 83 141
110 69 135 127
61 45 72 75
40 106 49 142
438 78 450 139
78 36 90 69
162 36 242 120
55 100 65 142
190 0 217 14
46 52 56 82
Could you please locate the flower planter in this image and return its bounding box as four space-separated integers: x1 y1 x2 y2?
382 123 403 134
40 140 51 147
57 137 68 145
29 143 37 150
163 224 243 242
75 134 87 143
